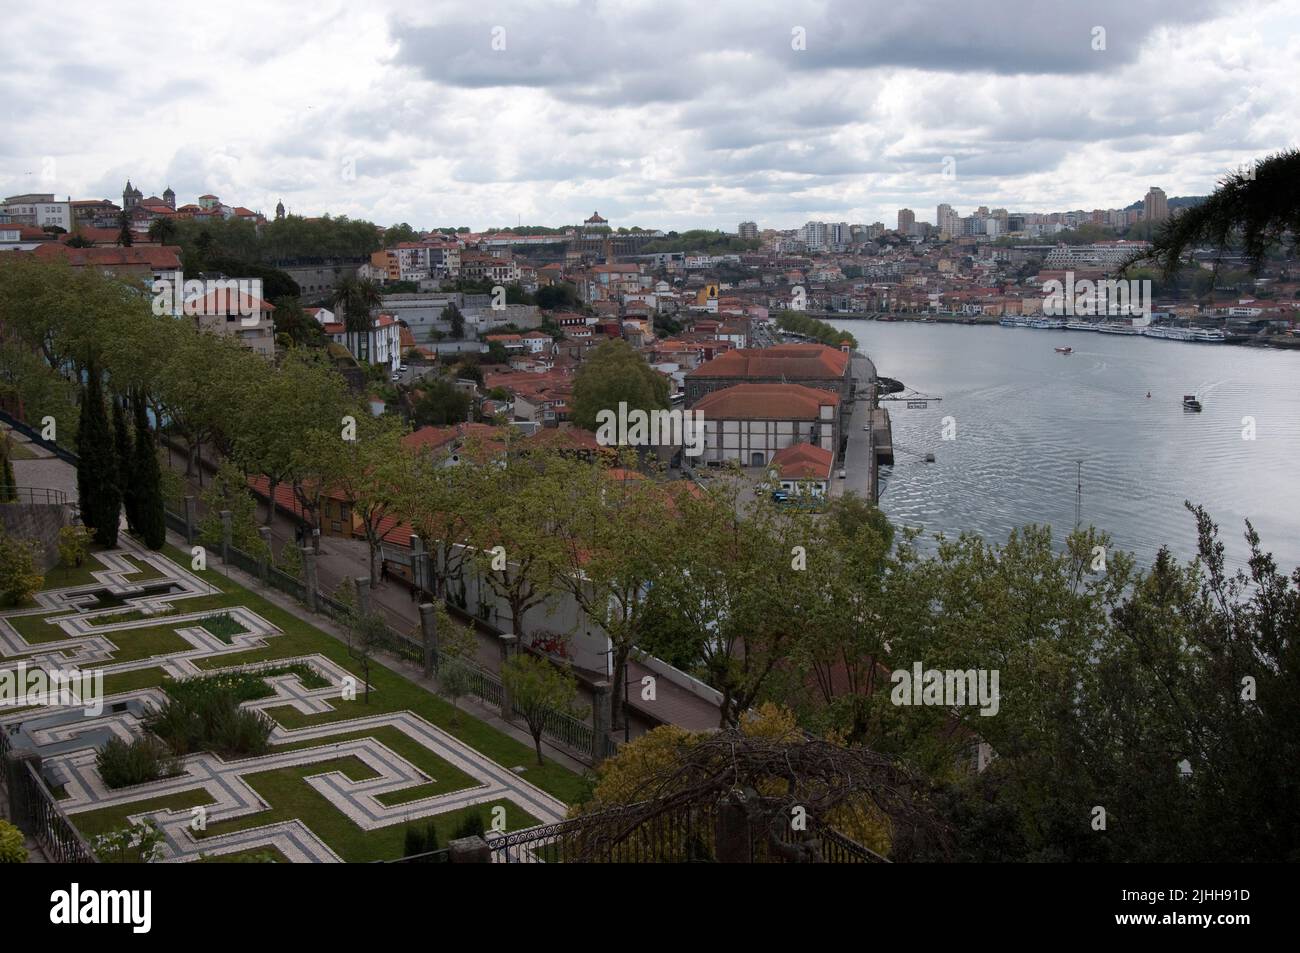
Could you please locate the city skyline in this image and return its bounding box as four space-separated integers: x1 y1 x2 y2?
3 0 1297 232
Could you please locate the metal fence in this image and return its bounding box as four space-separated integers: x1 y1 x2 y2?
0 485 70 505
485 800 887 864
163 506 608 765
1 745 97 864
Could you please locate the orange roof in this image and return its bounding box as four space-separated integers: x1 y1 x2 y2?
29 243 182 269
686 343 849 381
769 442 833 480
694 382 839 420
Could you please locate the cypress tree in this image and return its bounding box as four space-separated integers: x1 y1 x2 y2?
0 436 16 501
76 363 121 546
131 392 165 549
112 395 136 532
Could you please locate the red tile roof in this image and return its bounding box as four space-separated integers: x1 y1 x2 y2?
693 382 839 420
770 442 833 480
686 343 849 381
29 243 183 268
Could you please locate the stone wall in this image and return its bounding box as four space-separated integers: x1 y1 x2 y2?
0 503 72 570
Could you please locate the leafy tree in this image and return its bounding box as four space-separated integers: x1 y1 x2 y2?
1133 149 1300 278
438 614 479 727
570 339 670 432
344 607 389 705
0 433 16 501
56 525 93 577
330 277 383 361
501 653 579 765
0 533 43 605
65 233 94 248
147 217 178 245
115 211 134 247
76 364 121 546
442 303 465 340
411 379 471 427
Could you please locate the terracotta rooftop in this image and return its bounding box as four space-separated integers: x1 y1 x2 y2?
687 343 850 380
693 382 839 420
770 442 834 480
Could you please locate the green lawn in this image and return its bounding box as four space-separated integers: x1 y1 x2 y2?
28 541 592 862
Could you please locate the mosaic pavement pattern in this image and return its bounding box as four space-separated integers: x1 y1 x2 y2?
0 542 565 862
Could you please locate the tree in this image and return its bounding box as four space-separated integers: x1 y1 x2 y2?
0 433 16 501
0 533 43 605
115 211 134 247
438 613 478 727
1132 148 1300 279
411 379 471 427
569 339 670 432
130 391 166 548
311 411 404 587
147 217 178 245
330 277 383 362
57 525 93 577
485 340 509 364
442 303 465 340
345 607 389 705
76 363 121 546
65 233 94 248
112 395 135 532
501 653 579 765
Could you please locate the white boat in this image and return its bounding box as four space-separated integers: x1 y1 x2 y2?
1066 320 1099 331
1095 323 1141 335
1030 318 1066 329
1187 327 1226 343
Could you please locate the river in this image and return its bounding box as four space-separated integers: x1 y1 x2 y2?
826 320 1300 570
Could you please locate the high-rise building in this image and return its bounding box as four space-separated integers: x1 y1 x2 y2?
897 208 915 235
936 203 958 238
801 220 828 251
738 221 758 240
1143 186 1169 223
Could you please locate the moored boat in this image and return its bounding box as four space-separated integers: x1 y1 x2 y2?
1182 394 1202 411
1054 346 1073 354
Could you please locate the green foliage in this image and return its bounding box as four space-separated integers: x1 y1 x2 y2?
442 303 465 340
412 379 471 426
640 230 760 255
501 653 579 765
130 393 165 549
402 821 441 858
570 339 671 431
1135 148 1300 278
775 310 857 350
95 735 180 789
89 820 165 863
0 820 27 864
147 675 274 758
451 813 486 840
57 525 93 572
198 463 268 560
76 365 121 546
0 434 15 501
0 532 43 605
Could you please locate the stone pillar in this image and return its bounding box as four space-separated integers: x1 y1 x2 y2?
219 510 232 565
498 634 518 720
257 527 271 584
409 535 425 594
302 547 318 611
312 527 321 555
447 836 491 863
355 577 371 616
714 790 754 863
419 601 438 678
590 680 611 766
183 495 197 544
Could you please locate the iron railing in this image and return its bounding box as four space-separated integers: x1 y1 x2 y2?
1 751 97 863
0 485 69 505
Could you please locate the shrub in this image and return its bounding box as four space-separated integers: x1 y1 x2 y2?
57 525 93 572
0 820 28 863
95 735 180 789
0 533 43 606
149 673 275 758
200 612 246 643
90 820 164 863
452 813 486 841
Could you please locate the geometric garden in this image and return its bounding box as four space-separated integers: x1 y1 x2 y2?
0 539 574 862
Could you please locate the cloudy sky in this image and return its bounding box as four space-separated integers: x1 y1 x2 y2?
3 0 1297 232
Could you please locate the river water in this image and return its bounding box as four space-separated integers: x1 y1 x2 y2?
827 320 1300 571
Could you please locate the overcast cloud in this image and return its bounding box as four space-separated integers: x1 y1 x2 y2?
2 0 1296 231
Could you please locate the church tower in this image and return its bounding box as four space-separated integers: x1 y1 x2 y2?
163 186 175 209
275 200 285 221
123 180 142 209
